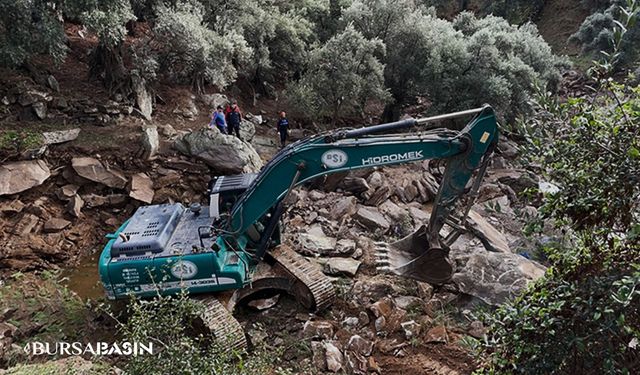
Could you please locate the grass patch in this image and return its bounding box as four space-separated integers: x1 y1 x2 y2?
0 130 44 155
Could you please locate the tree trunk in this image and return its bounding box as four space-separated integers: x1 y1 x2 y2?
89 43 129 95
381 101 401 123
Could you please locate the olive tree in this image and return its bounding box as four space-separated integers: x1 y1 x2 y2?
154 1 251 92
288 25 390 124
446 12 566 120
82 0 135 91
343 0 566 122
0 0 67 67
201 0 314 96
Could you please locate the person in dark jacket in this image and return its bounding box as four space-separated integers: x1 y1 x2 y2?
225 100 242 139
209 105 227 134
276 111 289 148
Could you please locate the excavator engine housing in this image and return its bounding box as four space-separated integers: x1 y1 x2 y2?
99 174 278 300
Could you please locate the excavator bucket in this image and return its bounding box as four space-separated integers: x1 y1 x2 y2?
375 225 453 284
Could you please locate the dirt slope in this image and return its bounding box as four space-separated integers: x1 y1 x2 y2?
535 0 590 55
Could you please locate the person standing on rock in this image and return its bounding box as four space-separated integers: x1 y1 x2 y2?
225 100 242 139
210 105 227 134
276 111 289 148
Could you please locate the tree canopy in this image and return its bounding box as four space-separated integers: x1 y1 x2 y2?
287 25 390 122
1 0 567 123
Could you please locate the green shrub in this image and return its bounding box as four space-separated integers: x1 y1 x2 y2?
110 290 276 374
0 0 67 67
478 64 640 375
0 130 44 156
571 0 640 71
477 240 640 374
520 82 640 235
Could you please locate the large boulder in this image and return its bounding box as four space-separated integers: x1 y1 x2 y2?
173 128 263 174
0 160 51 196
201 93 228 109
467 210 510 253
71 157 127 189
451 242 546 305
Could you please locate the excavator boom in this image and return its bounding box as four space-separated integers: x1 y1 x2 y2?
221 105 498 281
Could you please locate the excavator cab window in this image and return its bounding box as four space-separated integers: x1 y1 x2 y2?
207 173 281 249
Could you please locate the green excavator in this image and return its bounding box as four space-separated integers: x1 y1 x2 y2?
99 105 498 349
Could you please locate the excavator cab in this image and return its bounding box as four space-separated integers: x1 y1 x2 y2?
207 173 282 250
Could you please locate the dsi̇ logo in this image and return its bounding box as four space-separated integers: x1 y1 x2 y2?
170 260 198 279
321 150 348 168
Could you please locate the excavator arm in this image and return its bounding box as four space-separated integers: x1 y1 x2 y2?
221 105 498 283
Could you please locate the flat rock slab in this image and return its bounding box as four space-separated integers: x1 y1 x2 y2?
71 157 127 189
324 258 362 277
467 210 510 253
44 218 71 232
0 160 51 196
42 128 80 145
128 173 154 203
299 225 337 255
354 206 390 232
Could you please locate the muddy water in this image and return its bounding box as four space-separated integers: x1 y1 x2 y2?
62 253 104 301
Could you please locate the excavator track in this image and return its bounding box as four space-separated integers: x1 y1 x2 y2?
194 295 247 351
267 245 336 312
191 246 334 351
